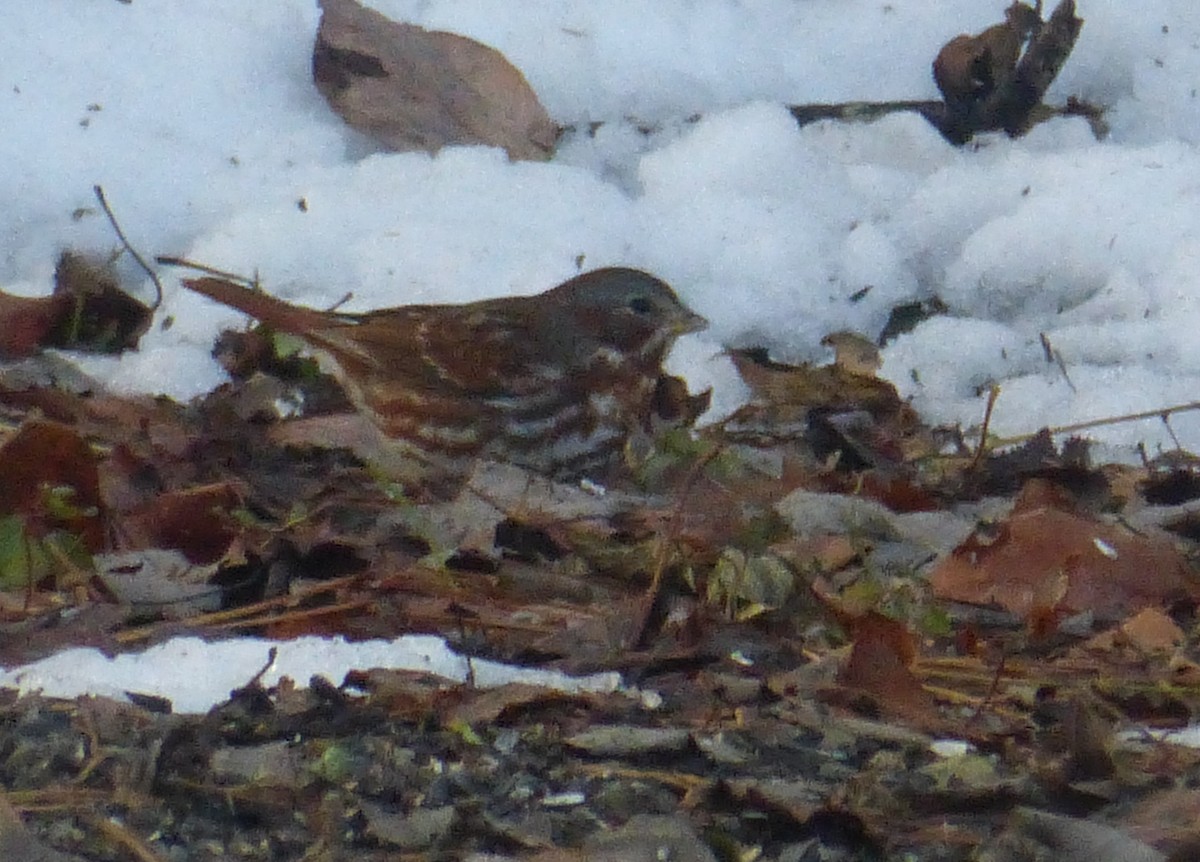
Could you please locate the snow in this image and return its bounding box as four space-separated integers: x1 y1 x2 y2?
0 636 626 715
4 0 1200 709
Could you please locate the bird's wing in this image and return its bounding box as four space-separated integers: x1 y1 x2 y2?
328 301 568 397
182 277 569 397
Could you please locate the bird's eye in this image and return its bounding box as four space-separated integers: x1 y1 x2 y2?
628 296 654 315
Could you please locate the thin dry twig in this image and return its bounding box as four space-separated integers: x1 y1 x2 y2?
631 443 725 650
154 256 256 285
87 810 169 862
93 185 164 310
970 385 1002 470
986 399 1200 449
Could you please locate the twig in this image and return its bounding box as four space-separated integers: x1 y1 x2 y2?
631 442 724 650
983 399 1200 448
788 99 948 130
244 646 278 689
966 652 1009 730
327 291 355 312
92 185 164 310
970 385 1001 470
1039 332 1076 393
1162 414 1184 451
155 256 256 285
88 810 169 862
999 0 1083 136
928 0 1083 144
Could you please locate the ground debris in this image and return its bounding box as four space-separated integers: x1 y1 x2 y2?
2 273 1200 861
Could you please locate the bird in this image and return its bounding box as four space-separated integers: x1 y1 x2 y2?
181 268 708 494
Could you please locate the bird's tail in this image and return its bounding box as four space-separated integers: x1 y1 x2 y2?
180 278 336 334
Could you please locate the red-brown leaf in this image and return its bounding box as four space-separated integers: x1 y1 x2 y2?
930 481 1196 622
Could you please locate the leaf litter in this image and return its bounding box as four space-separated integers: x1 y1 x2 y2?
2 292 1199 860
2 3 1199 859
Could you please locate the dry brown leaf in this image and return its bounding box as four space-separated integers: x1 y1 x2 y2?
443 683 592 728
932 30 1018 108
820 331 882 377
729 347 901 418
344 668 449 721
0 419 105 553
836 611 940 724
1083 607 1184 655
0 291 69 359
930 480 1197 622
932 1 1041 109
771 534 859 573
52 251 152 352
930 1 1083 144
0 252 152 360
726 346 935 469
314 0 558 160
121 482 243 563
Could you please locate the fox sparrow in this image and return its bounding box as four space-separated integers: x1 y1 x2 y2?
182 268 707 489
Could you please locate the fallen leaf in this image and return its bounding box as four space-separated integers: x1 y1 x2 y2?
445 683 590 728
121 482 242 563
820 330 882 376
0 291 70 359
932 2 1041 110
836 611 940 725
0 252 152 360
725 346 933 469
770 534 859 573
1084 607 1184 655
0 419 104 553
314 0 558 160
930 480 1196 622
729 347 901 418
52 250 152 352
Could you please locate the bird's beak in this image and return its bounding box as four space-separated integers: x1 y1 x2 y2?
675 309 708 335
